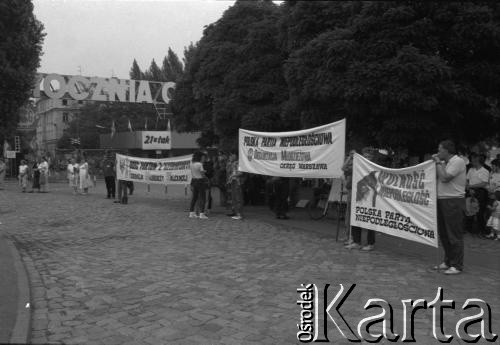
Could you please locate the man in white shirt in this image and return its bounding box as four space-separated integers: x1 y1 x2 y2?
466 153 490 236
433 140 466 275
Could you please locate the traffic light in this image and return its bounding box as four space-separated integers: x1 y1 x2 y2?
14 136 20 152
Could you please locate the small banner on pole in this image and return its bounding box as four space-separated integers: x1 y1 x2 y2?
238 119 346 178
116 153 192 185
350 153 438 248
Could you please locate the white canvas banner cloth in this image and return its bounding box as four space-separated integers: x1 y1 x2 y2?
116 154 192 185
350 153 438 247
238 119 346 178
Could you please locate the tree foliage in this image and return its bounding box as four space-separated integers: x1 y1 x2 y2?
170 1 500 155
282 1 500 154
0 0 45 143
172 0 288 151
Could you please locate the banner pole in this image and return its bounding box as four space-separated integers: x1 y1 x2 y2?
335 181 343 242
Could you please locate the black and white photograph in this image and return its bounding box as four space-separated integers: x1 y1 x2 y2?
0 0 499 344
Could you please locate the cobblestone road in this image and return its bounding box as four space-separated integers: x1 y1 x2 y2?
0 181 499 344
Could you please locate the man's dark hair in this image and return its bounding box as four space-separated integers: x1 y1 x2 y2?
439 140 456 154
192 151 203 162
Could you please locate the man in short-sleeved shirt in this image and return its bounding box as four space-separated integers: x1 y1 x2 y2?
433 140 466 275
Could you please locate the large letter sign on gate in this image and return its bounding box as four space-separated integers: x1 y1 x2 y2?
238 119 346 178
34 73 175 104
350 153 438 247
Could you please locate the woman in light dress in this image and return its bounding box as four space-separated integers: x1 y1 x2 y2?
67 158 79 194
18 160 29 192
38 156 49 193
78 156 92 194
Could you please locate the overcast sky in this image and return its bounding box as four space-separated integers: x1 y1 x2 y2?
33 0 235 79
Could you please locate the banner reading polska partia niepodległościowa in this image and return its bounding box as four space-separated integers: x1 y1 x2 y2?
238 119 346 178
350 153 438 248
115 154 192 185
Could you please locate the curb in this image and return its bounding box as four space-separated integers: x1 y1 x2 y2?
5 238 32 344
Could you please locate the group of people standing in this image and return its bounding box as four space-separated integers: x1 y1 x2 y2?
16 157 50 193
342 140 498 275
66 157 94 194
189 151 244 220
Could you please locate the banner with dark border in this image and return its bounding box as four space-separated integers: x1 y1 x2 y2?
116 154 192 185
350 153 438 247
238 119 345 178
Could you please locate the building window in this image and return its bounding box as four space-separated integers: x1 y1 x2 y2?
62 99 68 106
63 112 69 123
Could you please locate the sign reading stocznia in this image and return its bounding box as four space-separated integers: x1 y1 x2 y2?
34 73 175 104
238 119 345 178
350 153 438 247
116 154 192 185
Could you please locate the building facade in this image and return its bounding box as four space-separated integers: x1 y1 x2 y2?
35 97 83 157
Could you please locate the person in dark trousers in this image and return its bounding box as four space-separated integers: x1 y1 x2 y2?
189 151 208 219
345 148 377 251
127 181 134 195
102 150 116 199
273 177 290 219
432 139 466 275
466 153 489 237
202 152 214 215
114 179 128 204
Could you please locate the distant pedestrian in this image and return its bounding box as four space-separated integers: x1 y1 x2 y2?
78 156 92 195
466 153 489 236
273 177 290 219
485 191 500 240
433 140 466 275
0 158 6 190
29 158 41 193
67 158 79 194
114 179 129 204
102 151 116 199
188 151 208 219
202 151 214 215
127 181 134 196
18 160 28 192
227 152 244 220
214 151 228 207
345 148 377 251
38 156 49 193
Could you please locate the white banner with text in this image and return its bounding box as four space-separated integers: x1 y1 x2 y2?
238 119 346 178
350 153 438 247
116 154 192 185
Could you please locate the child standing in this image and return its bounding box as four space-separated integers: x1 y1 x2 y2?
18 160 28 192
486 191 500 240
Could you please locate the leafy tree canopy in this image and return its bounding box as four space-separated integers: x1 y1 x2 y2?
0 0 44 143
172 0 288 151
283 1 500 154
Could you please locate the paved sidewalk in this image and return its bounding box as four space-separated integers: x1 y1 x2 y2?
0 180 499 344
0 234 18 343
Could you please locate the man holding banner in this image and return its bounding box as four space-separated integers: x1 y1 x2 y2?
433 140 467 275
